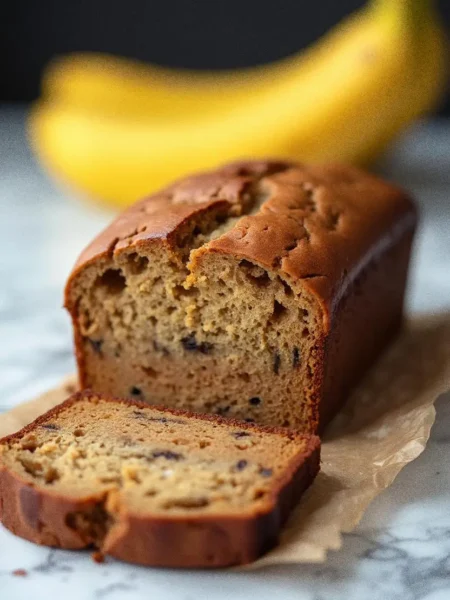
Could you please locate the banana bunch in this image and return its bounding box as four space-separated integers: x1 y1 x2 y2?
29 0 447 208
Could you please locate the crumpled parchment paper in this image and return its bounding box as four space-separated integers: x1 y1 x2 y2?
1 313 449 567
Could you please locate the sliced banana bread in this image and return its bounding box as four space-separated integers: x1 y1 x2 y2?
0 391 320 567
65 160 417 431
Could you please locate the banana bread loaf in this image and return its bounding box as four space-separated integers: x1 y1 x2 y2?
65 160 417 431
0 391 320 567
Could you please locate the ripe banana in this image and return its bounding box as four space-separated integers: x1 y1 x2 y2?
29 0 447 208
39 10 382 119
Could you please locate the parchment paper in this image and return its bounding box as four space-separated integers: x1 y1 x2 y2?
1 313 449 567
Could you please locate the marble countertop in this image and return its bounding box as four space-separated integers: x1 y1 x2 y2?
1 106 449 600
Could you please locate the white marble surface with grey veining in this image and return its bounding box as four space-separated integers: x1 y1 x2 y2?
0 107 449 600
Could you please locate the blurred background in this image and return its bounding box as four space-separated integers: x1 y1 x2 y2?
3 0 450 210
2 0 450 112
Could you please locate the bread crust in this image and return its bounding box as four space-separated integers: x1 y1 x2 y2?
0 391 320 567
64 160 417 430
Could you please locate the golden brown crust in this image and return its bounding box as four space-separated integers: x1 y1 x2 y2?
66 160 290 280
65 160 417 320
0 392 320 567
318 229 414 429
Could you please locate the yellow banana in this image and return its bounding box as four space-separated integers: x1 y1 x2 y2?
40 10 381 118
359 8 447 164
29 0 447 208
40 0 446 121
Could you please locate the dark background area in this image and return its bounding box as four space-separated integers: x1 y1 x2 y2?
2 0 450 114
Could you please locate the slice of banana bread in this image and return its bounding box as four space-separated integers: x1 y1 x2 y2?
65 160 417 431
0 391 320 568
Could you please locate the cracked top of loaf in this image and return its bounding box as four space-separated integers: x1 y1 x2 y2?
66 160 417 322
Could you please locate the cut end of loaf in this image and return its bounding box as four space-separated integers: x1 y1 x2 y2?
65 163 325 430
69 246 322 429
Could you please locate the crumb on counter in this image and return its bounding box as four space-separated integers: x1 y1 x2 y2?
91 551 105 564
